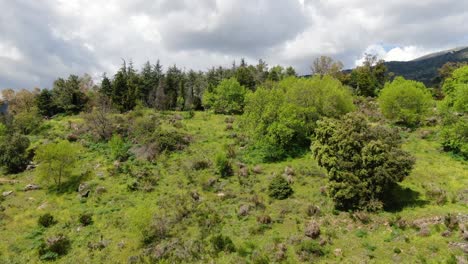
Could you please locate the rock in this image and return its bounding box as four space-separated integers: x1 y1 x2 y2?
441 230 452 237
2 191 13 197
237 162 247 168
95 186 107 195
96 171 105 179
420 130 433 139
448 242 468 254
275 243 287 261
305 221 321 239
238 205 250 217
24 184 40 191
217 192 225 198
78 183 90 198
113 160 121 169
257 215 272 224
418 226 431 237
118 241 126 249
412 216 443 228
37 202 48 210
284 166 294 176
26 164 36 170
252 165 262 174
334 248 343 257
286 174 294 184
462 229 468 241
239 167 249 177
190 191 200 201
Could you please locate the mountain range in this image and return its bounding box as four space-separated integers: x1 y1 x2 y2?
385 46 468 87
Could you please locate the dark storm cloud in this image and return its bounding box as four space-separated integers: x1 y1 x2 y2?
158 0 308 56
0 0 467 89
0 0 98 89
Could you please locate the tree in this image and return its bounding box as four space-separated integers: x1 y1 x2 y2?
0 133 30 173
311 113 415 211
378 77 433 126
100 73 113 98
36 89 57 117
34 140 81 189
243 76 355 161
202 77 247 114
52 75 88 114
311 56 344 78
349 54 387 96
235 64 256 90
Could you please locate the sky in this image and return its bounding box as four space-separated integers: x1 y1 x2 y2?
0 0 467 89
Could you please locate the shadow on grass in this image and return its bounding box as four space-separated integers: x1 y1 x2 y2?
47 172 92 195
383 184 428 212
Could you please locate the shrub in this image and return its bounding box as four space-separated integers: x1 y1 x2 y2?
203 77 247 114
304 221 321 239
38 213 56 228
210 234 236 254
0 133 30 173
79 213 93 226
215 153 233 178
297 240 325 261
268 175 293 200
38 234 71 260
378 77 433 126
108 134 130 161
312 113 415 211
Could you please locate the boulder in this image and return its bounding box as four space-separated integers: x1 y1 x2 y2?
238 205 250 217
78 183 90 198
305 221 321 239
2 191 13 197
24 184 40 191
95 186 107 195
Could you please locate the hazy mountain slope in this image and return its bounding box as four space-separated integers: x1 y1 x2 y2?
385 46 468 86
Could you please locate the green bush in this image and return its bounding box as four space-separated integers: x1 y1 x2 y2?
38 234 71 260
215 153 233 178
439 66 468 158
38 213 56 228
378 77 433 126
210 234 236 254
243 76 354 161
108 134 130 161
0 133 30 173
203 77 247 114
312 113 415 211
268 175 293 200
79 213 93 226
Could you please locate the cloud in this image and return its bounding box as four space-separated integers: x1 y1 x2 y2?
0 0 467 89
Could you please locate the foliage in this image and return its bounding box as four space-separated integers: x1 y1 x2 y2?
439 66 468 158
203 77 247 114
349 54 387 96
210 234 236 254
378 77 433 126
34 140 82 189
243 76 355 161
38 213 56 228
79 213 93 226
108 134 130 161
311 56 344 79
312 113 415 211
52 75 88 114
0 133 30 173
38 234 71 260
215 152 233 178
268 175 293 200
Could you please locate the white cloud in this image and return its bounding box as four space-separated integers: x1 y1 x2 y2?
0 43 24 61
354 45 437 66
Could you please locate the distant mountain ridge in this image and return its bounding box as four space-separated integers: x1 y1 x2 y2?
385 46 468 87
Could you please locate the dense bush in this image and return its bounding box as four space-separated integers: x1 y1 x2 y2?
210 234 236 254
378 77 433 126
243 76 354 161
38 234 71 260
439 66 468 158
268 175 293 200
38 213 57 228
79 213 93 226
215 152 233 178
108 134 130 161
312 113 415 211
203 77 247 114
0 132 31 173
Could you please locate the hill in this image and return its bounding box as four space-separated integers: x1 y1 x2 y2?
385 46 468 87
0 110 467 263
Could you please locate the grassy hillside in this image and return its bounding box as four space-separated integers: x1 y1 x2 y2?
0 110 467 263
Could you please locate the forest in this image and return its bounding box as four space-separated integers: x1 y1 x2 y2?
0 55 467 263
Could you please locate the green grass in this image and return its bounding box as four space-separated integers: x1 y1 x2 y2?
0 111 466 263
